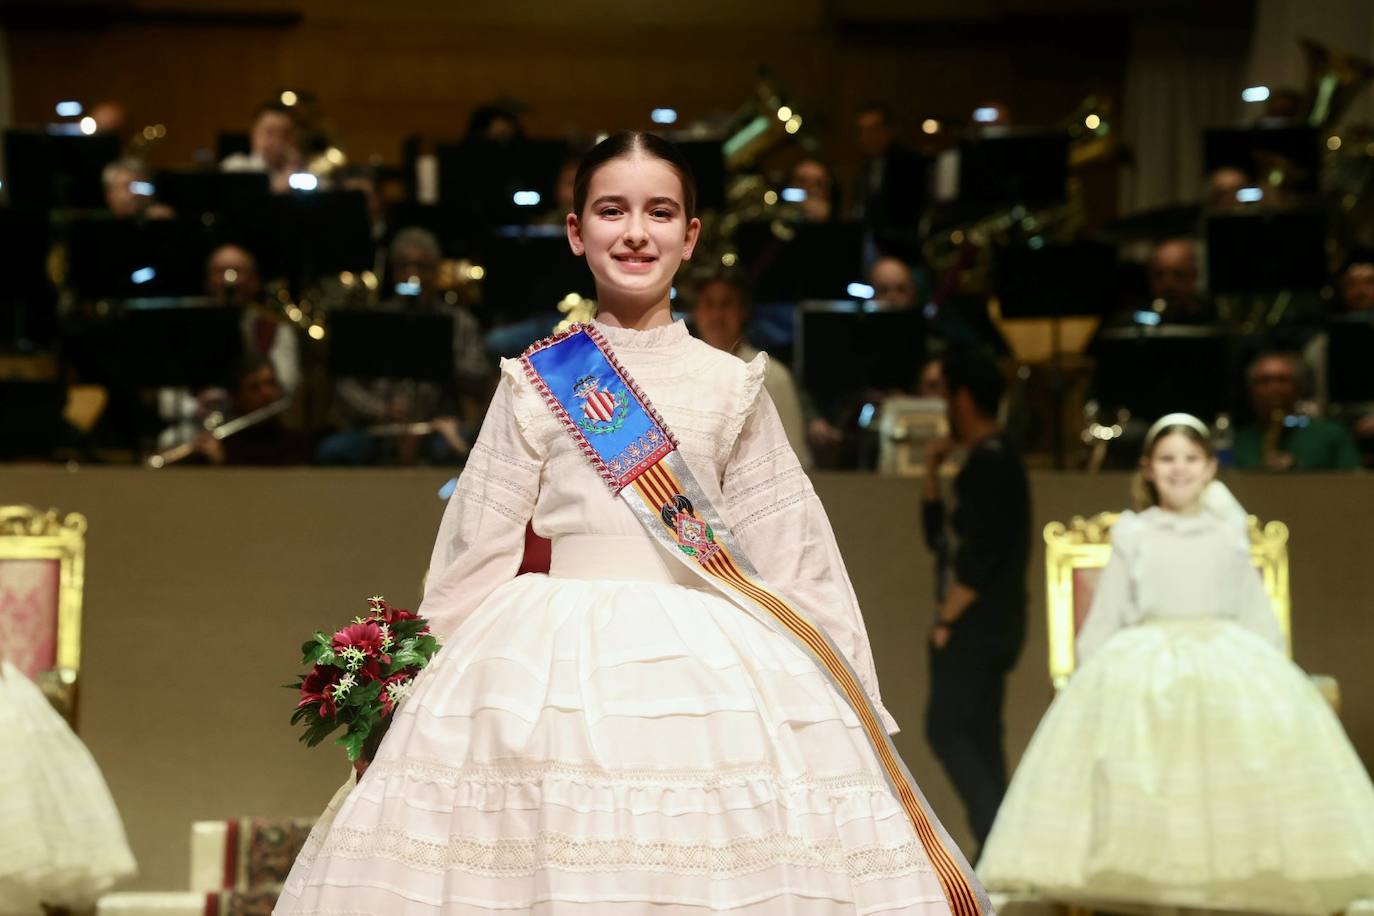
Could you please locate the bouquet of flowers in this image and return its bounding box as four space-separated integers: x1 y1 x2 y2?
289 596 440 761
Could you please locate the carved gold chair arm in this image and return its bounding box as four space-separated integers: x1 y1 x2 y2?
34 667 80 728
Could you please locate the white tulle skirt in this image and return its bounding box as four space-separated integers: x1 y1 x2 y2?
977 619 1374 915
275 565 957 915
0 660 137 913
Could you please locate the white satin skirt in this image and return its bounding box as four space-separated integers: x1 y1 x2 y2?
275 535 957 914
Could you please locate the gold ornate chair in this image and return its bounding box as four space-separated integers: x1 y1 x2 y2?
1044 511 1339 709
0 505 86 725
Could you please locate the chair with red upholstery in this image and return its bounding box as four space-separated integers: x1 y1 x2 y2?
0 505 86 725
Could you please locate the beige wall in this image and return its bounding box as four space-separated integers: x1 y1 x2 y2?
6 466 1371 891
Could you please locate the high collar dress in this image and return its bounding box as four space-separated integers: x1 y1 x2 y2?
274 319 980 915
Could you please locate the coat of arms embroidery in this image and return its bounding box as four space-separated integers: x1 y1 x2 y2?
572 374 630 434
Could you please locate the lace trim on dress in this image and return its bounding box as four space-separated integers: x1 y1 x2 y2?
366 757 890 794
318 824 929 881
591 319 691 350
728 464 807 504
460 459 538 506
731 491 811 535
728 443 796 482
451 487 532 526
468 439 540 477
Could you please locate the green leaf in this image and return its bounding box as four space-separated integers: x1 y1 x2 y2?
393 619 425 640
390 649 425 668
338 728 366 761
302 718 343 748
348 681 382 707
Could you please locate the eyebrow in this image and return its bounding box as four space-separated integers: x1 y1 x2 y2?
590 195 681 211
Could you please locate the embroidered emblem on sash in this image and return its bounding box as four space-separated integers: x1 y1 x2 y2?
573 374 629 434
659 493 720 563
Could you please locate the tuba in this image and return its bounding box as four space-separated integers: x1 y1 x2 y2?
1304 38 1374 131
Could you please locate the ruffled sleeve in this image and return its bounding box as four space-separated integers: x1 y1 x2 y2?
418 359 544 641
717 352 769 467
1075 511 1141 665
721 375 901 735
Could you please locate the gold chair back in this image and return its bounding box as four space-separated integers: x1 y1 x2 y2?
1043 511 1290 688
0 505 86 723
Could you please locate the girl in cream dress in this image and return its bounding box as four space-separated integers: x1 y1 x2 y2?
0 658 136 913
274 133 984 915
977 414 1374 915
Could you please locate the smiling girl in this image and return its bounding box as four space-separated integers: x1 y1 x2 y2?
275 132 985 914
976 413 1374 914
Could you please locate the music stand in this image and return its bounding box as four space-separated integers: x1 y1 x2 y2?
117 303 244 389
216 131 251 162
475 229 595 326
995 240 1116 467
956 130 1070 210
1207 207 1328 296
675 139 726 212
995 242 1117 320
3 129 120 209
0 381 68 460
265 190 374 294
385 201 476 259
736 221 865 303
1204 126 1321 195
1093 325 1235 424
1328 317 1374 404
326 310 455 382
438 138 568 230
795 302 927 401
0 208 55 346
151 169 270 223
65 217 211 299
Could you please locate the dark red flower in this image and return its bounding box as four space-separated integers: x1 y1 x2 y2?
298 665 341 718
356 656 386 683
371 601 422 630
333 621 386 657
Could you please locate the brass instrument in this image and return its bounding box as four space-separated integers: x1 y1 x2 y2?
553 292 597 334
147 398 291 468
921 93 1115 296
1261 408 1295 472
1304 38 1374 131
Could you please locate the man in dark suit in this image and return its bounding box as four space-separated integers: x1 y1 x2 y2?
920 350 1030 851
852 103 929 254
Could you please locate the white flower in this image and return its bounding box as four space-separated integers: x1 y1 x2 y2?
385 677 413 703
333 673 358 701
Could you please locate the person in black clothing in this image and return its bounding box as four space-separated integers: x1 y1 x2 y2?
920 351 1030 853
852 103 929 257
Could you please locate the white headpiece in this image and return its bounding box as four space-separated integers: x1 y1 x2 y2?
1144 412 1211 449
1142 412 1247 527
